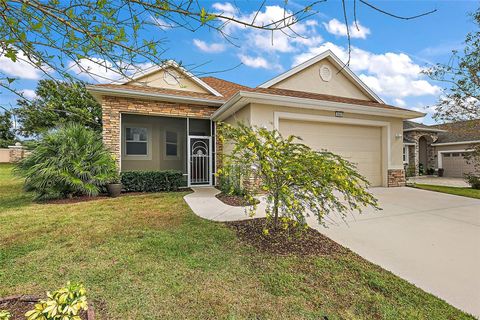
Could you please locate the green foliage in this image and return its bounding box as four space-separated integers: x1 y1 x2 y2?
121 170 183 192
15 80 101 137
217 162 248 196
218 123 379 229
0 310 11 320
424 8 479 122
15 123 118 200
25 282 88 320
0 110 15 148
405 164 416 177
465 174 480 189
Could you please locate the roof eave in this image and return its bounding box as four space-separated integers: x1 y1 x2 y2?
86 85 225 106
212 91 424 121
403 127 447 133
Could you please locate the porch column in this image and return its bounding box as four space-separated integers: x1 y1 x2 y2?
101 98 121 171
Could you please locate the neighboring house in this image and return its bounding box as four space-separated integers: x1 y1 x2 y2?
403 120 480 177
87 50 423 188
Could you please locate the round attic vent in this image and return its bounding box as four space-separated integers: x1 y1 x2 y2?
319 65 332 82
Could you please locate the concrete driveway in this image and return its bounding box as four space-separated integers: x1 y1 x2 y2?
185 186 480 316
310 187 480 317
407 176 469 187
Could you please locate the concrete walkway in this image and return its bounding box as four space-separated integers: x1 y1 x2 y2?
408 176 469 187
184 187 480 318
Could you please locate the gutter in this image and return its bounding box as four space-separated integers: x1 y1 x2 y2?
403 127 447 133
212 91 425 121
86 85 225 106
431 140 480 146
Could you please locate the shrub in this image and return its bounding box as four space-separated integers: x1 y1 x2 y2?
465 174 480 189
15 123 118 200
0 310 11 320
25 282 87 320
426 167 435 175
121 170 183 192
217 161 248 196
219 123 379 230
405 164 416 177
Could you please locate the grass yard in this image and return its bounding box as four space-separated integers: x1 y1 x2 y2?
413 183 480 199
0 163 474 319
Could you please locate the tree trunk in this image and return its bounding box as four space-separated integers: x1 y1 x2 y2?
272 192 279 229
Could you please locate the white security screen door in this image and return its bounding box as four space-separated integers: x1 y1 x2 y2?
188 136 212 186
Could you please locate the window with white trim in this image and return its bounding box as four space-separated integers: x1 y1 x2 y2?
125 127 148 155
165 130 178 157
403 146 409 164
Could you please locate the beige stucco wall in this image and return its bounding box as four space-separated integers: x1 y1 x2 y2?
271 59 371 101
245 102 404 170
121 114 187 172
0 149 10 163
126 67 209 94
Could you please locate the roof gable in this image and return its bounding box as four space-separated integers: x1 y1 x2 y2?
121 61 222 97
258 50 383 103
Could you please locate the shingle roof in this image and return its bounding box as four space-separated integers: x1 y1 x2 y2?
433 120 480 143
202 77 407 111
93 83 225 102
201 77 252 99
91 76 417 113
403 120 432 130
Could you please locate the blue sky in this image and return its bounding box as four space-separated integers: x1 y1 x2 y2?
0 0 477 124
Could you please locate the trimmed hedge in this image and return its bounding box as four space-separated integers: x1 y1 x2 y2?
121 170 183 192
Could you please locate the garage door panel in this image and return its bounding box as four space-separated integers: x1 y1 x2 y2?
280 119 383 186
442 152 476 178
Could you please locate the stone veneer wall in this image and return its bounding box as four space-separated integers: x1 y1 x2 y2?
403 131 438 176
387 169 406 187
101 96 218 169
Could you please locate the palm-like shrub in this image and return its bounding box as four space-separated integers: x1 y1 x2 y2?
16 123 118 200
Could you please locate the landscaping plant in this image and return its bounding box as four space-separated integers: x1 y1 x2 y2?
0 310 11 320
218 123 379 230
121 170 183 192
15 123 118 200
25 282 88 320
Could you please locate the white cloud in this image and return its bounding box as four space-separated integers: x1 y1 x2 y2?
239 54 282 71
293 42 441 100
21 89 37 99
212 2 237 15
394 98 406 107
0 51 44 80
323 18 370 39
214 4 322 53
193 39 226 53
151 16 172 30
68 58 121 83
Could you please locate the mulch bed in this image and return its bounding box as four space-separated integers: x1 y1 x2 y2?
0 295 94 320
225 218 348 256
215 193 260 207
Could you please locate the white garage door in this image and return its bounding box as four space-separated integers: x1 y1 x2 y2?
279 119 383 186
442 152 475 178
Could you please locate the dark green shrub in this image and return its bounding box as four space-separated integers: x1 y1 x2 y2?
465 174 480 189
15 123 118 200
405 164 416 177
426 167 435 175
121 170 183 192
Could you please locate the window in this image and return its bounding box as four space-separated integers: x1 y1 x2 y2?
403 146 409 164
125 127 148 155
165 130 178 157
452 152 460 157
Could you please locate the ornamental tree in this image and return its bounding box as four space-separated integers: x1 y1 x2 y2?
218 123 380 229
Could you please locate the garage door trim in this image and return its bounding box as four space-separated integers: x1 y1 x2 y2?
274 112 392 186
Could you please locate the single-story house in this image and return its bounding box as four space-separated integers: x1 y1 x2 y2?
87 50 424 188
403 119 480 177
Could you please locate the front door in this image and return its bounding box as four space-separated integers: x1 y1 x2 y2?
188 136 212 186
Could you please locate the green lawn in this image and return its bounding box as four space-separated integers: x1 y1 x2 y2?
413 183 480 199
0 164 474 319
